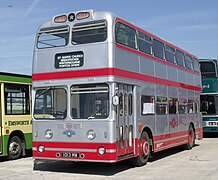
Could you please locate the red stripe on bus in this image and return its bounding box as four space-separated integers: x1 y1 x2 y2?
32 141 118 162
32 68 202 92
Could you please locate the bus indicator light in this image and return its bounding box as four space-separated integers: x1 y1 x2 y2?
76 12 90 20
6 129 9 134
54 15 67 23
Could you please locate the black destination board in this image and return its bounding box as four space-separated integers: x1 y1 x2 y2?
55 51 84 69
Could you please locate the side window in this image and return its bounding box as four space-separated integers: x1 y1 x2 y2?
138 31 152 54
115 22 137 49
168 98 178 114
156 97 167 115
141 95 155 115
194 100 199 113
4 84 30 115
153 39 164 59
188 100 194 113
175 50 184 67
179 98 187 114
165 45 175 63
185 54 193 70
193 58 200 72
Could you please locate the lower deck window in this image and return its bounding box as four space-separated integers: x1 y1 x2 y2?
141 95 155 115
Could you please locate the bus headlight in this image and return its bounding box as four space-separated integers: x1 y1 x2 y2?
98 147 105 155
87 130 96 140
38 145 45 153
45 129 53 139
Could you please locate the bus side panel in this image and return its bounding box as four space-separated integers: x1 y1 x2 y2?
114 47 139 74
0 135 9 156
24 133 32 149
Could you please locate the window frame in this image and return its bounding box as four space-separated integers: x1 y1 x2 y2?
72 20 107 45
175 50 185 67
141 95 155 115
156 97 168 115
165 44 176 63
4 83 30 115
138 31 152 55
152 39 164 59
184 54 193 70
37 25 70 49
115 22 137 49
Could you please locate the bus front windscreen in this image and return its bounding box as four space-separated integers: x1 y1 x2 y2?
71 84 109 119
34 88 67 119
200 95 216 115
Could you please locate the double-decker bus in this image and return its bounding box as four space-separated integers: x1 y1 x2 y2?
0 72 32 159
200 59 218 133
32 10 202 166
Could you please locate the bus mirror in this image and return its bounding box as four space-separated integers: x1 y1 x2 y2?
112 96 119 106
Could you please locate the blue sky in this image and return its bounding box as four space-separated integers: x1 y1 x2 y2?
0 0 218 75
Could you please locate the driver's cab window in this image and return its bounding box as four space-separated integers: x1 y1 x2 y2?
34 88 67 119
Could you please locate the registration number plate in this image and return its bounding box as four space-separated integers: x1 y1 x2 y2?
206 121 218 126
62 152 80 158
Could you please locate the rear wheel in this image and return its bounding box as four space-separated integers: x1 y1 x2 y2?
8 136 22 160
184 125 195 150
131 132 151 167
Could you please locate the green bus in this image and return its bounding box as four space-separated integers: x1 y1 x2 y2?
0 72 32 159
200 59 218 133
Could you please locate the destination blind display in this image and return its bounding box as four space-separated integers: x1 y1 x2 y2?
55 51 84 69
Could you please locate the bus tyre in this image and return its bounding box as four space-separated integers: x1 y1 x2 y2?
8 136 22 160
185 125 195 150
131 132 150 167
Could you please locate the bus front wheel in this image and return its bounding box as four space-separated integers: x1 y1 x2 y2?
131 132 151 167
8 136 22 160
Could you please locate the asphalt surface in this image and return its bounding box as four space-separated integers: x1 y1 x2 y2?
0 133 218 180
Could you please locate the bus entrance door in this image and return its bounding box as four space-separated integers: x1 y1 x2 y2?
117 84 134 157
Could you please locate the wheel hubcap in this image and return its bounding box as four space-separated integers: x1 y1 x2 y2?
140 139 149 157
9 142 20 155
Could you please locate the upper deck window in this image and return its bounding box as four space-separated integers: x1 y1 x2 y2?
200 61 216 78
37 26 69 49
138 31 152 55
153 39 164 59
115 22 137 49
165 45 175 63
193 58 200 72
184 54 193 70
175 50 184 67
72 20 107 45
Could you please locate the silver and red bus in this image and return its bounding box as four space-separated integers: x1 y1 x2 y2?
32 10 203 166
